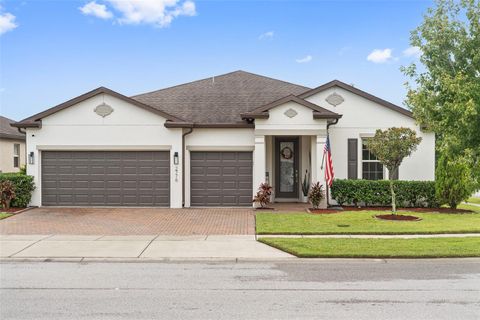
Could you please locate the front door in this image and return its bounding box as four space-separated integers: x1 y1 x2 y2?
275 137 299 199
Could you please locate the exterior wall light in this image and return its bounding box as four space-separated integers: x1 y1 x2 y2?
28 152 35 165
173 152 179 165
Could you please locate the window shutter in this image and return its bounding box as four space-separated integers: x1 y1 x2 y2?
347 139 358 179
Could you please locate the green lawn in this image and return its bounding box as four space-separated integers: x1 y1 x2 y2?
256 210 480 235
259 237 480 258
466 197 480 205
0 213 12 220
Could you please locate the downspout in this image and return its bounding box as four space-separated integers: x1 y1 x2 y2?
182 126 194 207
325 118 340 208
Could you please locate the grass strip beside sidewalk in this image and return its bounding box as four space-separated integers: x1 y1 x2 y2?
259 237 480 258
0 213 12 220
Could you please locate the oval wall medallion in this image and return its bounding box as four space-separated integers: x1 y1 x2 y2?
284 108 298 118
325 92 344 107
94 103 114 117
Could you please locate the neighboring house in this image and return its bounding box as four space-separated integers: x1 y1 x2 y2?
12 71 435 208
0 116 26 173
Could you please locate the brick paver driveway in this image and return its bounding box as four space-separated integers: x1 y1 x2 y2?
0 207 255 235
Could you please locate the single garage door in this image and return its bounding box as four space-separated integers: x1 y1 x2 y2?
42 151 170 206
190 151 252 206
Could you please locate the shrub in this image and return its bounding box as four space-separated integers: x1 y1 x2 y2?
435 154 475 209
331 179 438 208
0 173 35 207
0 180 16 209
253 183 273 208
308 182 325 209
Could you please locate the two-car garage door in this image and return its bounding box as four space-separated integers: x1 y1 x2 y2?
41 151 170 206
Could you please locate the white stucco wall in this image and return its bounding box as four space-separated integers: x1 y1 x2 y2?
305 87 435 181
26 93 183 207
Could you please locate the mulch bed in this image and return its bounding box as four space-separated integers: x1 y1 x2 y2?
254 207 276 211
1 207 26 213
341 206 474 214
375 214 422 221
307 208 343 214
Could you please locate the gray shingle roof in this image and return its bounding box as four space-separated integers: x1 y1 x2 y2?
131 70 310 124
0 116 25 140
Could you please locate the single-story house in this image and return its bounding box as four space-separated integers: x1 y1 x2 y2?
1 116 26 173
12 71 434 208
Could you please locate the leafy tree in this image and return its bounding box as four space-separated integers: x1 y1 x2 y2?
366 127 422 214
436 153 476 209
402 0 480 192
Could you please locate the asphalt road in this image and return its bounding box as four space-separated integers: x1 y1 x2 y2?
1 259 479 319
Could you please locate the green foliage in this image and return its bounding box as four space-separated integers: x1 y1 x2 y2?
435 153 476 209
308 182 325 209
0 173 35 208
366 127 422 214
301 170 310 197
402 0 480 191
0 180 16 209
19 165 27 175
331 179 438 208
253 183 273 208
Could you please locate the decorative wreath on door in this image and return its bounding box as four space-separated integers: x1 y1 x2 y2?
280 146 293 160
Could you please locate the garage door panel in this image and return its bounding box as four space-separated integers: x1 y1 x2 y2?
191 151 252 206
42 151 170 206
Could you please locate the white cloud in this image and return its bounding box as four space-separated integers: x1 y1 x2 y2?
0 6 17 35
367 48 393 63
296 55 312 63
403 46 422 58
106 0 196 27
258 31 274 40
80 1 113 19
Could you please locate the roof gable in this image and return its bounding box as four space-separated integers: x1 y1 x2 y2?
12 87 184 128
298 80 413 118
241 94 341 120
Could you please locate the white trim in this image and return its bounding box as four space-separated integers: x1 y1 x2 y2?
36 145 172 151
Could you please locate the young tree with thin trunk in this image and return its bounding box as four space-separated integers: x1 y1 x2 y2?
366 128 422 214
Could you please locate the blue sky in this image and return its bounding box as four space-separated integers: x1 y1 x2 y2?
0 0 432 121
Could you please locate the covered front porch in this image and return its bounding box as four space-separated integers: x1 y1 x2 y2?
253 134 329 207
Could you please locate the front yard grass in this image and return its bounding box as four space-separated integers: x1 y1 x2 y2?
256 209 480 235
466 197 480 205
0 213 12 220
259 237 480 258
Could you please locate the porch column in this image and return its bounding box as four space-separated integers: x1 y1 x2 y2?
253 135 266 202
315 135 328 208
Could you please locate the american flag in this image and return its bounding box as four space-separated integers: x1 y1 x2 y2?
323 135 334 187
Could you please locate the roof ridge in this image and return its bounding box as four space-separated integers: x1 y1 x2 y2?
233 70 310 90
131 70 244 98
130 70 310 99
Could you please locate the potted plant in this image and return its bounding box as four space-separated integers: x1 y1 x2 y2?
301 170 310 203
0 180 16 210
252 182 273 209
308 182 325 210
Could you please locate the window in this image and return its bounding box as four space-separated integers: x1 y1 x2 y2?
362 139 383 180
13 144 20 168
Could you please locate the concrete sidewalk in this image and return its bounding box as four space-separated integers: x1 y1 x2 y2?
0 235 293 260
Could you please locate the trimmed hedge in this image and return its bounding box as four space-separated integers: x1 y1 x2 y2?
331 179 438 208
0 173 35 207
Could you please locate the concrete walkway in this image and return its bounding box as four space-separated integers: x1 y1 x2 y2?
0 235 293 260
258 233 480 239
